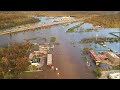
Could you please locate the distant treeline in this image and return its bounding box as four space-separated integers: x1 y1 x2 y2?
0 13 39 30
83 13 120 28
0 11 119 29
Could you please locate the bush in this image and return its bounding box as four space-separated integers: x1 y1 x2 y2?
66 24 81 33
66 28 75 32
93 67 101 78
4 72 14 79
50 37 56 42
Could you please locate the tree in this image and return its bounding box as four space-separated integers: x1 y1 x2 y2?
0 41 32 78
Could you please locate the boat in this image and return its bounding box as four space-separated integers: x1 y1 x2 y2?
99 42 104 45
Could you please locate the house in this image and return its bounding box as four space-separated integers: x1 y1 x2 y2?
29 51 45 68
104 52 120 66
97 54 108 61
89 50 101 65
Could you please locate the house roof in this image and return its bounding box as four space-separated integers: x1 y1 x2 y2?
106 52 119 59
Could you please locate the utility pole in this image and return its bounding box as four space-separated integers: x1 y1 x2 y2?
96 34 98 41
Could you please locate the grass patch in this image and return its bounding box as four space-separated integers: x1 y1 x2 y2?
50 37 56 42
66 28 75 32
21 72 32 75
62 23 70 26
86 28 94 30
66 24 81 33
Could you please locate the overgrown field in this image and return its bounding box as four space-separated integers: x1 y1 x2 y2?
0 11 120 30
0 12 39 30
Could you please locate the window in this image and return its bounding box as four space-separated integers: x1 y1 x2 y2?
37 58 41 62
32 58 41 63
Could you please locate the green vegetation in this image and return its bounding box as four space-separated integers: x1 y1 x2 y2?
80 36 120 44
80 28 98 33
83 56 87 61
112 65 120 70
66 24 81 33
0 41 33 79
50 37 56 42
0 12 39 30
29 65 38 71
62 23 70 26
93 67 101 78
66 28 75 33
86 28 96 31
83 47 93 54
14 71 33 79
19 72 32 76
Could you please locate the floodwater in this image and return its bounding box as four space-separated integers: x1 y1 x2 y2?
0 16 119 79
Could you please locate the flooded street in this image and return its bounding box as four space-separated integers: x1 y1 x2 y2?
0 16 119 79
51 26 96 79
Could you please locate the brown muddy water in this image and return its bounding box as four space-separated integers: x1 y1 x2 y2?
0 22 96 79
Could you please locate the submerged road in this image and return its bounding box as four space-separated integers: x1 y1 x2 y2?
0 19 80 36
45 26 96 79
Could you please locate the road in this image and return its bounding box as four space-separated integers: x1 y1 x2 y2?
0 19 80 36
45 26 96 79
